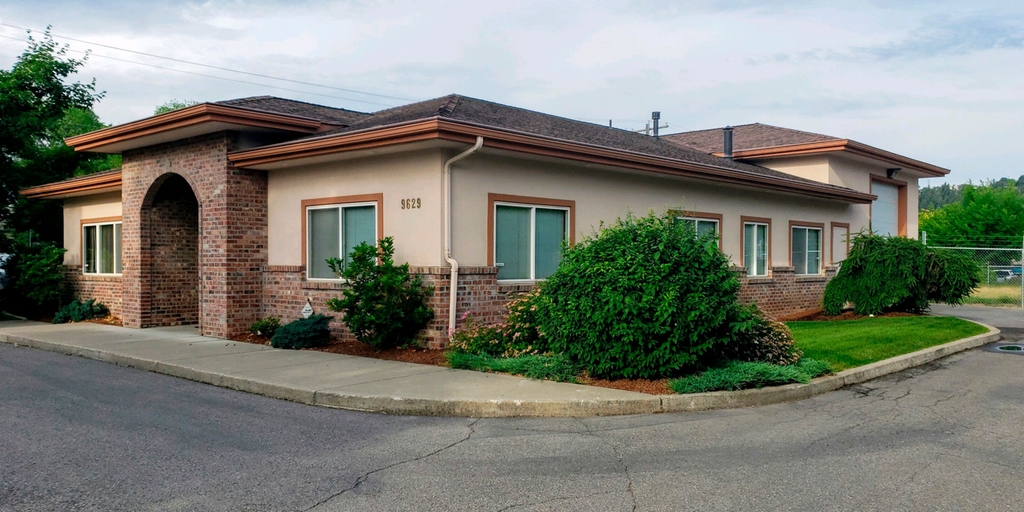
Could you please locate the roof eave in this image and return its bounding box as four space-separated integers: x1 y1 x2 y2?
716 140 950 177
21 170 124 199
229 118 876 204
64 103 327 153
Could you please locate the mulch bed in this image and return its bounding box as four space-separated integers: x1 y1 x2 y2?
578 376 672 395
792 310 920 321
84 315 123 326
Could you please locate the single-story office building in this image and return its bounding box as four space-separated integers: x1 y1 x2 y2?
22 95 949 347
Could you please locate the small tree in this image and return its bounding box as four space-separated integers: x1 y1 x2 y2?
1 233 66 315
325 237 434 349
823 232 978 315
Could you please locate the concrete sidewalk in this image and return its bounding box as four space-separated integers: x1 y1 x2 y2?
0 320 659 417
0 318 1001 417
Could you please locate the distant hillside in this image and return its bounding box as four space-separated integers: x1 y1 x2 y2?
920 176 1024 210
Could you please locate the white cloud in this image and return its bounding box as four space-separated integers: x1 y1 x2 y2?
0 0 1021 183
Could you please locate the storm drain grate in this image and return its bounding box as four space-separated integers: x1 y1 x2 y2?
998 345 1023 351
987 342 1024 355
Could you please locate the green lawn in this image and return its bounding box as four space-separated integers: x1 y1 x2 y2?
787 316 989 372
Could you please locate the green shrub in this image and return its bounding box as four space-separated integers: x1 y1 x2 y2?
719 305 801 366
447 289 548 358
52 299 108 323
270 314 333 349
669 359 832 394
2 234 66 315
249 317 281 338
536 211 742 379
325 237 434 349
446 352 579 382
823 233 979 315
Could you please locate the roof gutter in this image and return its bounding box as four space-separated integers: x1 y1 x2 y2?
717 139 949 177
442 136 484 339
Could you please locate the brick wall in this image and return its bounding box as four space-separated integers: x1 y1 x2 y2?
63 266 123 318
147 175 199 326
736 266 837 320
120 133 268 337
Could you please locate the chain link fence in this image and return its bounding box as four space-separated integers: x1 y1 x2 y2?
925 233 1024 308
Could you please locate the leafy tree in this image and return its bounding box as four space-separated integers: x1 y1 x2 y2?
154 100 199 115
0 30 114 246
919 185 1024 247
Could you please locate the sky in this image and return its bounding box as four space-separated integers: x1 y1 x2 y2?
2 1 1022 186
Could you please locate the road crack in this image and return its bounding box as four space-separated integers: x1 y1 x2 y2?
573 417 637 511
301 418 481 511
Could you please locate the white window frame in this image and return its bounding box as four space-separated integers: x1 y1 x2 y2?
305 201 378 281
82 220 122 276
743 221 770 277
791 226 823 275
493 201 570 282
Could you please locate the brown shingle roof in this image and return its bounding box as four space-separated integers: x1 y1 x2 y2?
663 123 840 154
215 96 369 126
297 95 857 190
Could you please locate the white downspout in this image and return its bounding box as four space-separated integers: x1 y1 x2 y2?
443 136 484 338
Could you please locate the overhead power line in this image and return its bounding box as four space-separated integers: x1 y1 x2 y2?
0 32 398 108
0 21 414 102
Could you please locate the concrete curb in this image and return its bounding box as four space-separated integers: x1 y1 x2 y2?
0 321 1000 417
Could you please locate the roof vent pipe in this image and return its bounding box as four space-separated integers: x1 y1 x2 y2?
723 126 734 160
652 112 661 137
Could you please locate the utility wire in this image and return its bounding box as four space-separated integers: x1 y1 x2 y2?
0 21 414 102
0 32 397 108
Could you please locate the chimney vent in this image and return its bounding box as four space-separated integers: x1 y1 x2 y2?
723 126 734 160
652 112 661 137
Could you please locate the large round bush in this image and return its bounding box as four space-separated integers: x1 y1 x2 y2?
536 212 741 379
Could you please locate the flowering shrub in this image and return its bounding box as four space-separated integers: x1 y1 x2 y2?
448 290 550 357
720 306 801 366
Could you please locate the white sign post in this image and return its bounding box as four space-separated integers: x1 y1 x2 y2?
301 298 314 319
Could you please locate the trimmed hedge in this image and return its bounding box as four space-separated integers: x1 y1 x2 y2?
536 211 744 379
270 314 333 349
53 299 108 323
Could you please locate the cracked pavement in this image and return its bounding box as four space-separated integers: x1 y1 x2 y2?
3 308 1024 511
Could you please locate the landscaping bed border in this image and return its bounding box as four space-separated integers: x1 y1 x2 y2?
0 319 1000 417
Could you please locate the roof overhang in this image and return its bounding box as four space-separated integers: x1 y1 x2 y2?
21 170 123 199
65 103 328 153
230 118 877 204
715 139 950 177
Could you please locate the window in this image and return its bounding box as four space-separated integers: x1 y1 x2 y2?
743 221 769 277
871 181 900 236
306 202 377 279
82 220 122 275
494 203 569 281
680 217 720 237
791 225 823 275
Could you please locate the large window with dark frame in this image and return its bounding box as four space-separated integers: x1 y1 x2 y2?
306 202 377 280
494 203 569 281
791 226 822 275
82 221 122 275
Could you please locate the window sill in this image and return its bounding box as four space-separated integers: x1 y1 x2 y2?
79 273 122 281
744 276 774 284
301 280 348 290
795 275 828 283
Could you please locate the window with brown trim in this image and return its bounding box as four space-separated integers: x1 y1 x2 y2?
670 210 724 249
82 217 122 275
741 216 771 277
830 222 850 265
301 194 383 280
789 221 824 275
487 193 575 281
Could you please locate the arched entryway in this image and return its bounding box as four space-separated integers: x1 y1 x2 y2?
139 173 200 327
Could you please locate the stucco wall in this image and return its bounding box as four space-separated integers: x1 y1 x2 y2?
827 155 920 238
266 149 446 268
62 191 123 266
450 153 858 270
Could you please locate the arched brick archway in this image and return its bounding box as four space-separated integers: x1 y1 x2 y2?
139 173 200 327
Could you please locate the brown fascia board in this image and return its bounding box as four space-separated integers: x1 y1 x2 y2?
715 139 950 177
64 103 325 152
230 118 877 204
21 170 123 199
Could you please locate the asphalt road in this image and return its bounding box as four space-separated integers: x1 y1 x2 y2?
3 314 1024 511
